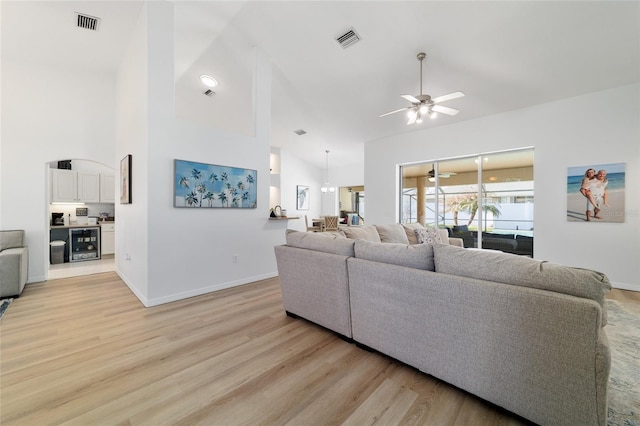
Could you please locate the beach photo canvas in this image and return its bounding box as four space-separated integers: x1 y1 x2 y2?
174 159 257 208
567 162 625 223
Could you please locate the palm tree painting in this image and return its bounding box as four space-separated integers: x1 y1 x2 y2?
174 159 257 208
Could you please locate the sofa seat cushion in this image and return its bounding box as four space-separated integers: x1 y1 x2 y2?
374 224 410 244
286 229 355 257
354 239 435 271
341 225 382 243
433 244 611 325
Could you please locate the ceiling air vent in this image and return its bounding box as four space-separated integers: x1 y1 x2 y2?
76 12 100 31
293 129 307 136
203 89 215 97
336 28 361 49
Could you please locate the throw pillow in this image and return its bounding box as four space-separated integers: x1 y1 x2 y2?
353 239 435 271
375 224 410 244
341 225 382 243
402 222 425 245
285 229 355 257
415 227 442 245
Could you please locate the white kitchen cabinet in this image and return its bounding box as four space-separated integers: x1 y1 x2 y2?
51 169 77 202
100 223 115 255
51 169 100 203
100 174 115 203
77 172 100 202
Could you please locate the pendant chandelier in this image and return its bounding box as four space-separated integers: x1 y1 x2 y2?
321 150 335 193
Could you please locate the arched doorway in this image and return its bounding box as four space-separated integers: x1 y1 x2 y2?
46 158 116 279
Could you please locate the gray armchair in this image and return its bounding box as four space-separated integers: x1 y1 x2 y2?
0 230 29 298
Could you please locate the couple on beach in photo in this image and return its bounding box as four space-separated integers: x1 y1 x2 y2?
567 162 624 223
580 168 608 221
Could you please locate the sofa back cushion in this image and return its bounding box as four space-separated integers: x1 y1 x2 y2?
402 223 424 245
341 225 382 243
286 229 355 257
354 239 435 271
433 244 611 324
374 224 410 244
0 230 25 251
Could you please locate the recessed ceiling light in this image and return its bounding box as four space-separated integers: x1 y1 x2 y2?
200 75 218 88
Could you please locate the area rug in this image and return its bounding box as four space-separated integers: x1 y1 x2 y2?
0 298 13 320
606 299 640 426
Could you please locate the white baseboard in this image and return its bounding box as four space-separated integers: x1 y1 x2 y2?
114 267 149 307
114 269 279 307
611 281 640 293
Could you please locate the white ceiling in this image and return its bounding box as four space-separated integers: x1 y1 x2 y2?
3 1 639 169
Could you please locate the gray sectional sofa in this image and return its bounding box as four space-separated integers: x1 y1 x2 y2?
0 230 29 298
274 227 612 426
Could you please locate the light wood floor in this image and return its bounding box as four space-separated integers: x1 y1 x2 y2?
0 273 635 425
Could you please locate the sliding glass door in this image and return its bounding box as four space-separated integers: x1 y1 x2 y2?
400 148 534 253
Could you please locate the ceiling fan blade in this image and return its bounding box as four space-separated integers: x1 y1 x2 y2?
379 107 410 118
401 94 420 103
432 91 465 104
432 105 459 116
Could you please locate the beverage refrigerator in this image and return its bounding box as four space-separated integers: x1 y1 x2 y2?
69 227 101 262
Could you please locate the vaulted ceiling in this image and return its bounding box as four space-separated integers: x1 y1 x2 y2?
3 1 639 169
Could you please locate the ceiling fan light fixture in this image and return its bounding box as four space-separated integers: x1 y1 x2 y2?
429 110 438 119
419 105 429 115
407 109 417 119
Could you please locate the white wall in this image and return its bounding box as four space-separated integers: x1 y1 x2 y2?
114 3 150 300
366 84 640 290
332 161 365 190
317 160 366 218
279 149 323 232
114 3 286 306
1 57 116 283
274 154 362 225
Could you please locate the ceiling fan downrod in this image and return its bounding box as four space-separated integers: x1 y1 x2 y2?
417 52 426 96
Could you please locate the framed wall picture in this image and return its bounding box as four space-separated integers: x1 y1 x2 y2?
567 162 625 222
120 154 132 204
174 159 257 208
297 185 310 210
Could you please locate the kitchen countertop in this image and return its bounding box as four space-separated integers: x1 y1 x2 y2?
50 222 114 229
50 224 100 229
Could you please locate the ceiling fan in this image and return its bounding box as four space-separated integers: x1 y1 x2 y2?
427 166 456 178
428 164 456 181
380 52 464 125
